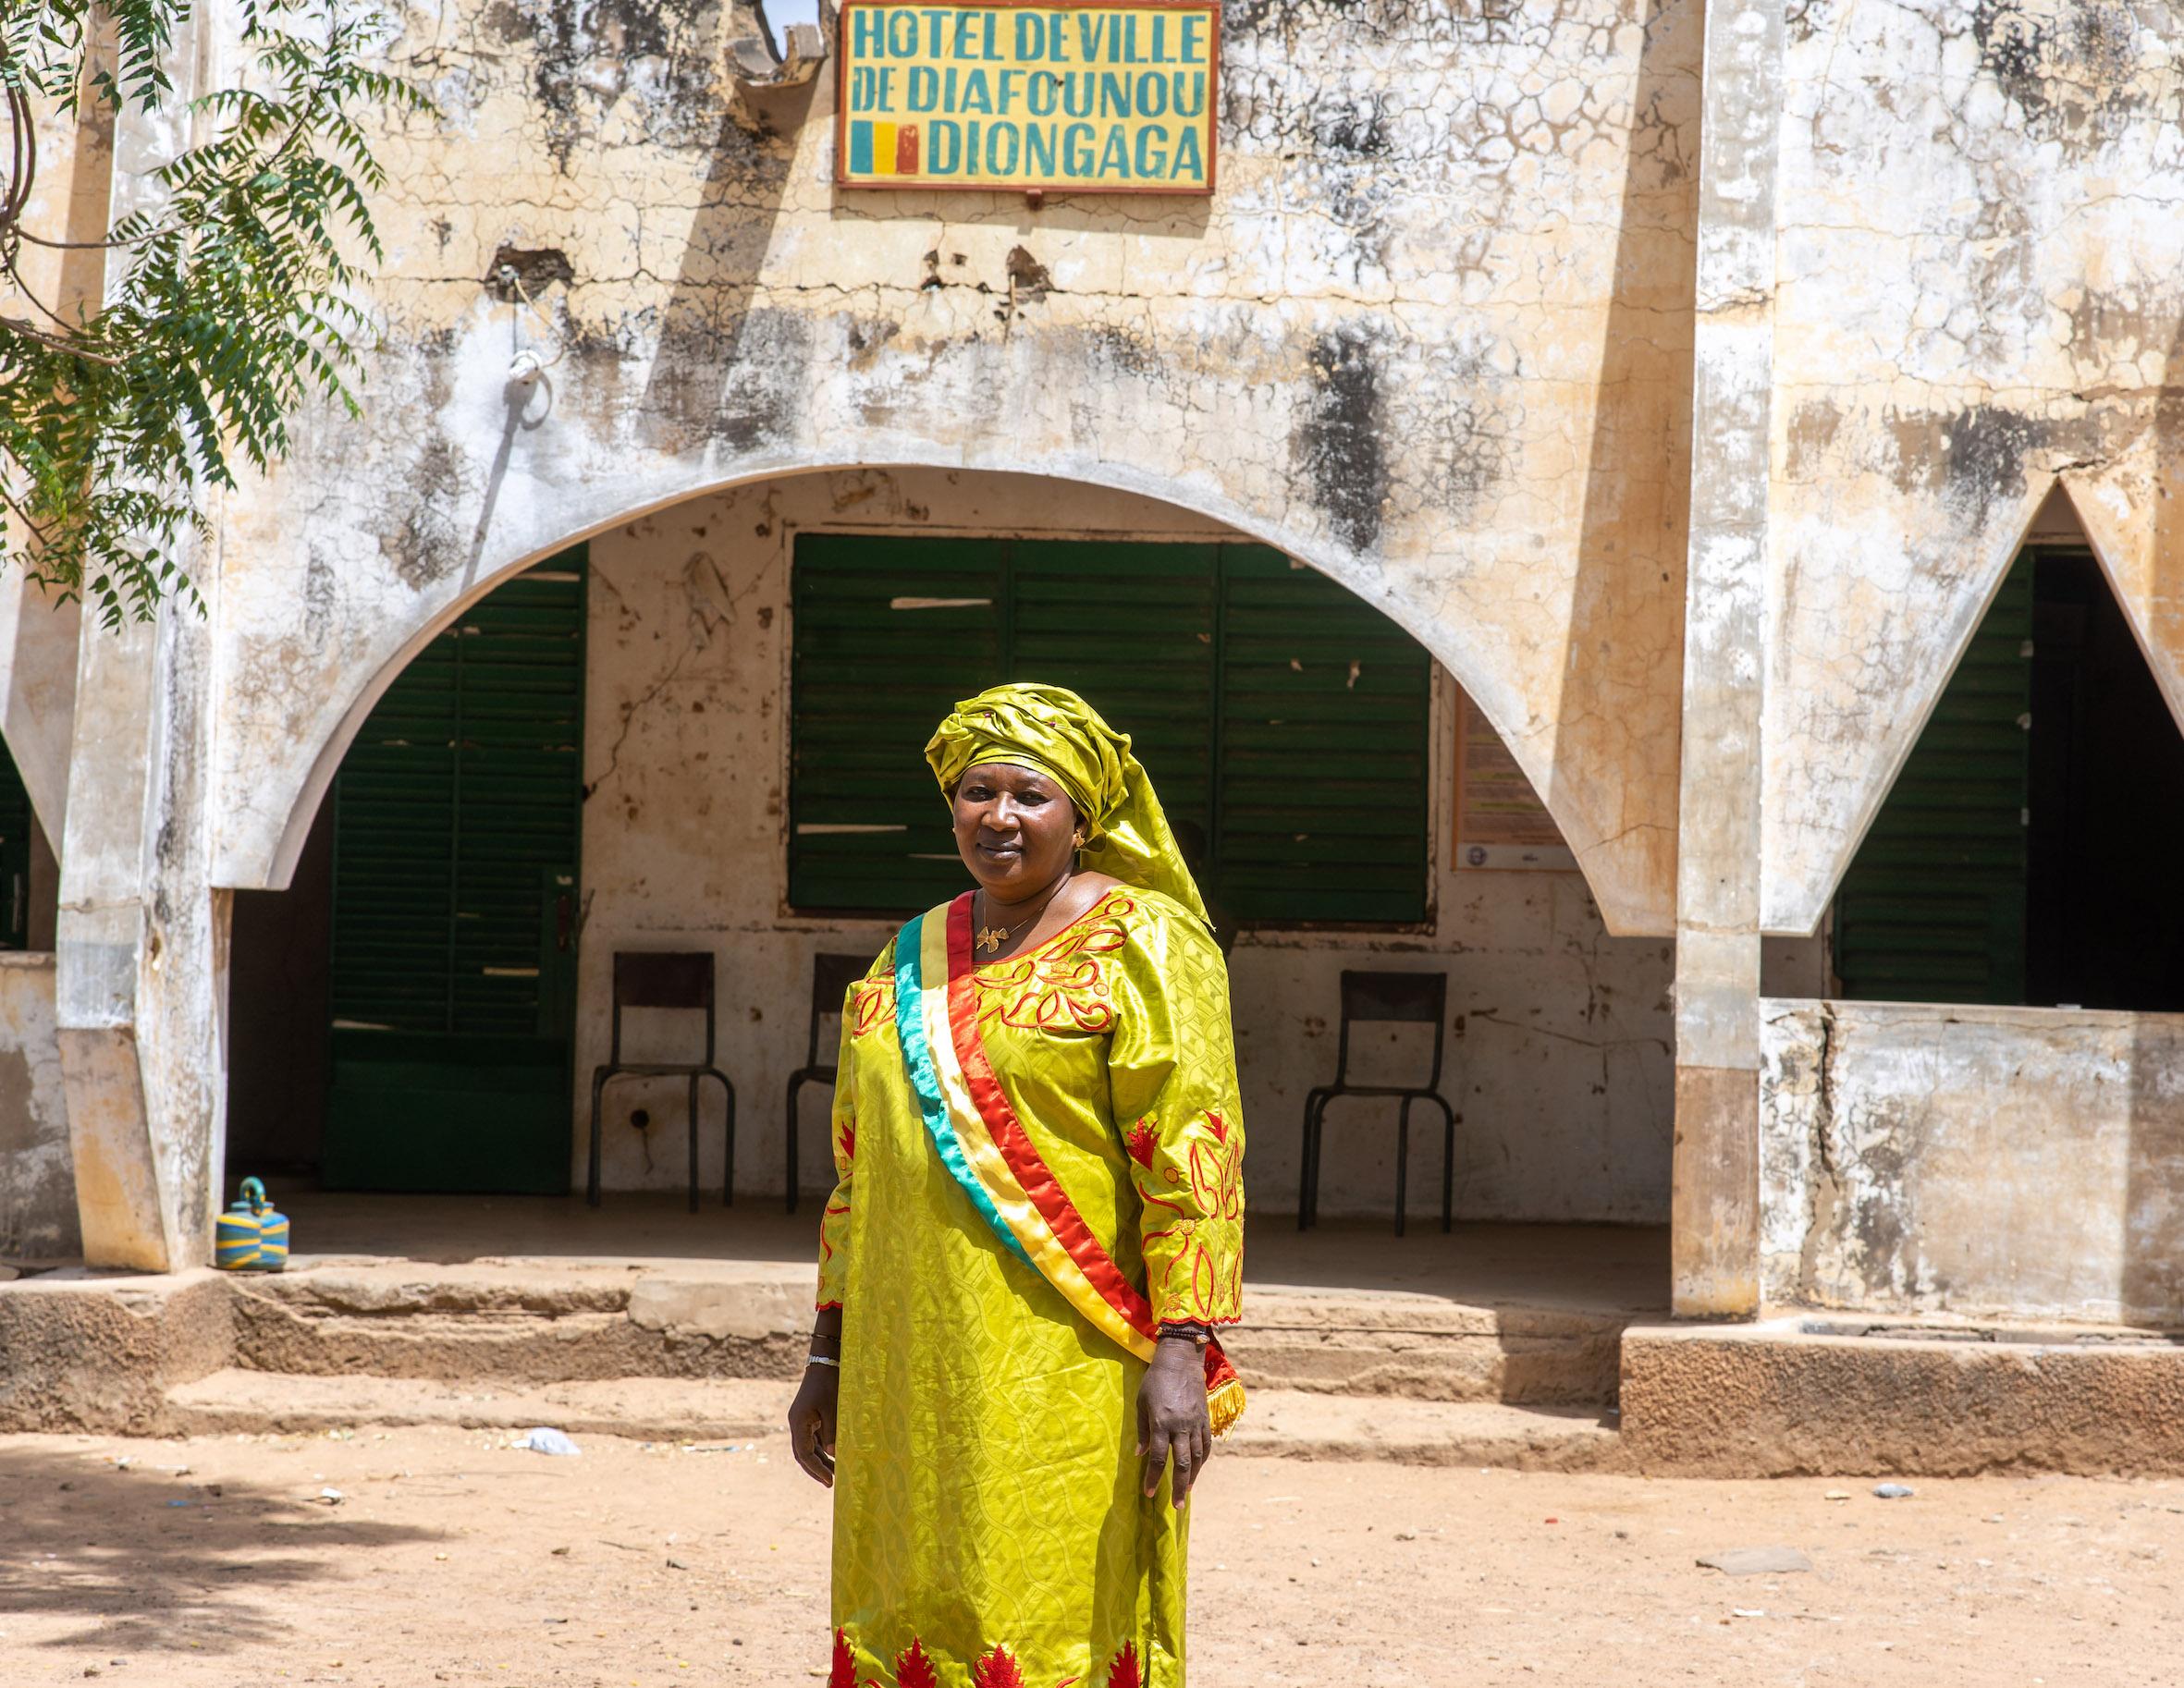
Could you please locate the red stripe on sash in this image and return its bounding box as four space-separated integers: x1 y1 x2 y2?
945 893 1157 1339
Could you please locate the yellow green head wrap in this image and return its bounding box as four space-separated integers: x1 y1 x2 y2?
924 682 1210 925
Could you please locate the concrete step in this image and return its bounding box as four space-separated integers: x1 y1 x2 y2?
228 1257 1632 1406
161 1369 1620 1469
1618 1315 2184 1477
227 1259 810 1385
1221 1392 1618 1470
1227 1287 1626 1406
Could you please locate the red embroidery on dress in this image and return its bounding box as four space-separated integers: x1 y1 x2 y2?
895 1638 941 1688
829 1628 858 1688
973 894 1132 1034
1206 1109 1228 1145
1188 1133 1244 1221
840 1120 857 1163
1125 1118 1159 1168
850 971 898 1038
1104 1642 1142 1688
972 1645 1027 1688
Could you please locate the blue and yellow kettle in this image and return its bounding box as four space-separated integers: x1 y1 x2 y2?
215 1178 289 1272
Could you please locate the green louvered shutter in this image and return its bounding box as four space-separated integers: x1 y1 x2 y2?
788 535 1430 925
1834 551 2033 1003
324 550 586 1193
1215 544 1431 924
1009 540 1219 840
790 534 1006 912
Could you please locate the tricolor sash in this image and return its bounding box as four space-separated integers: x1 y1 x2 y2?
893 893 1244 1435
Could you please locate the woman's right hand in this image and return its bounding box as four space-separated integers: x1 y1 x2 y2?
788 1364 840 1487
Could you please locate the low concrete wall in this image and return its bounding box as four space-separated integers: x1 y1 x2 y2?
1620 1319 2184 1478
0 952 76 1260
0 1267 232 1434
1760 999 2184 1326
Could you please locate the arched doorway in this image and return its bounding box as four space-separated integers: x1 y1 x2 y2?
223 467 1672 1271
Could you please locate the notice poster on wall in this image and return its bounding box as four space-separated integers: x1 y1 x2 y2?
1452 687 1577 873
836 2 1221 194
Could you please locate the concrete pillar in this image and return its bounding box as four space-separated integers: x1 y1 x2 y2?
54 6 230 1272
1670 0 1782 1318
55 605 230 1271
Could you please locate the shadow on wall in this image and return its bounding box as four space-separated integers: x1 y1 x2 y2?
0 1444 438 1656
1552 0 1696 910
634 72 820 458
2123 310 2184 1327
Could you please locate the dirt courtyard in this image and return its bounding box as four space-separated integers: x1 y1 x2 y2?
1 1424 2179 1686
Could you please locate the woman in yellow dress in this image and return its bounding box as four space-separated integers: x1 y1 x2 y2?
787 682 1246 1688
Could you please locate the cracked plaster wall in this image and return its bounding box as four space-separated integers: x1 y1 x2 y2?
1761 0 2184 933
202 0 1700 940
1761 998 2184 1325
578 467 1675 1219
0 955 77 1261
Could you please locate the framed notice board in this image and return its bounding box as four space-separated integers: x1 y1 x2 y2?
837 1 1221 194
1451 686 1576 873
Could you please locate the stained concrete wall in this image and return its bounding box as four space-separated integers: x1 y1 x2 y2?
24 0 2184 1287
202 0 1701 943
0 954 78 1261
577 469 1675 1220
1760 999 2184 1326
1761 0 2184 935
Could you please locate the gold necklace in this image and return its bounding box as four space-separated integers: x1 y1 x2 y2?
975 880 1065 956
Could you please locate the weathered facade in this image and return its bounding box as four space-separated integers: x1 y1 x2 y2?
0 0 2178 1347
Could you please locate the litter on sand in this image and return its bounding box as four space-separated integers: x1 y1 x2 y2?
519 1427 582 1457
1697 1547 1815 1577
1873 1483 1916 1499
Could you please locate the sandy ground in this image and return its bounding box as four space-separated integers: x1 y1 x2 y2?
1 1425 2180 1686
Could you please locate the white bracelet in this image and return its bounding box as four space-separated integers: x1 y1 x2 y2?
806 1352 840 1368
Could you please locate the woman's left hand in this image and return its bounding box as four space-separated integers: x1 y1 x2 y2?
1136 1336 1212 1509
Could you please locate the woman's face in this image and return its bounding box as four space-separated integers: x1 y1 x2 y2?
951 762 1081 902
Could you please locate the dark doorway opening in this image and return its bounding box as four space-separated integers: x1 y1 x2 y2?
226 800 335 1180
2025 550 2184 1010
1834 545 2184 1009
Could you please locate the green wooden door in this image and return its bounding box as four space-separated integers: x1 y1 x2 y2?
322 551 587 1193
1833 552 2034 1003
788 536 1431 925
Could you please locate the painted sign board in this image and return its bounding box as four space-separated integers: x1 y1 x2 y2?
1452 686 1577 873
836 2 1220 194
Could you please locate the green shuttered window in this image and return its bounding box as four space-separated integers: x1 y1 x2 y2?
330 551 587 1037
1833 552 2033 1003
790 536 1431 924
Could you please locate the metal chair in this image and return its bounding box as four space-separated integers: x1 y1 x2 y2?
785 951 872 1213
1298 970 1457 1236
588 951 735 1212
